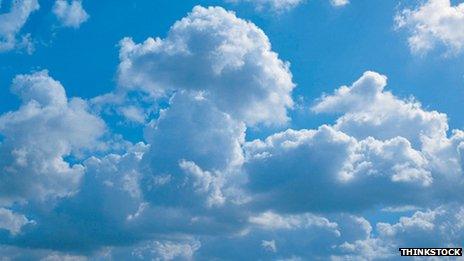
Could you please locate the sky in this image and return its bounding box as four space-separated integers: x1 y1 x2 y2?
0 0 464 260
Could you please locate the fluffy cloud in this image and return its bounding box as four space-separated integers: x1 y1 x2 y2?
0 142 146 252
196 212 341 260
312 71 448 149
0 0 90 53
243 71 464 215
0 0 39 52
2 5 464 260
339 205 464 259
0 71 106 206
139 91 246 213
244 125 439 213
312 71 464 184
143 92 245 174
53 0 89 28
396 0 464 55
117 6 295 126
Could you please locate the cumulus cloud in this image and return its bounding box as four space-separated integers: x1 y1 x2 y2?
312 71 464 184
338 205 464 259
0 141 147 252
196 212 339 260
396 0 464 55
117 6 295 126
0 0 39 52
0 70 106 206
2 5 464 260
312 71 448 148
53 0 89 28
143 92 245 174
244 125 439 213
243 71 464 216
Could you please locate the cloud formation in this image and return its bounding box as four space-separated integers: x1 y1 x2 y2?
0 208 33 236
0 71 106 206
118 6 295 126
396 0 464 55
53 0 89 28
1 5 464 260
0 0 39 52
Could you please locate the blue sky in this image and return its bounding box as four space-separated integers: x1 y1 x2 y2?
1 0 464 259
3 0 464 128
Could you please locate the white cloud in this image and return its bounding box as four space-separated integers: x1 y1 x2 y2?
41 253 87 261
243 71 464 214
141 91 245 212
249 211 339 232
53 0 89 28
261 240 277 253
179 160 226 208
0 0 39 52
2 4 464 260
119 105 146 123
312 71 464 183
312 71 448 149
0 208 33 235
330 0 349 7
396 0 464 55
131 239 201 261
226 0 305 12
244 125 437 213
117 6 295 126
339 205 464 259
0 70 106 205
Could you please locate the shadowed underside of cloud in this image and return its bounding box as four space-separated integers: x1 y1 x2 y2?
0 5 463 260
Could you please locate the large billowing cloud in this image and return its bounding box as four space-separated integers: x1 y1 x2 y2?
244 71 464 214
244 125 435 213
1 5 464 260
117 6 295 126
396 0 464 55
0 0 39 52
